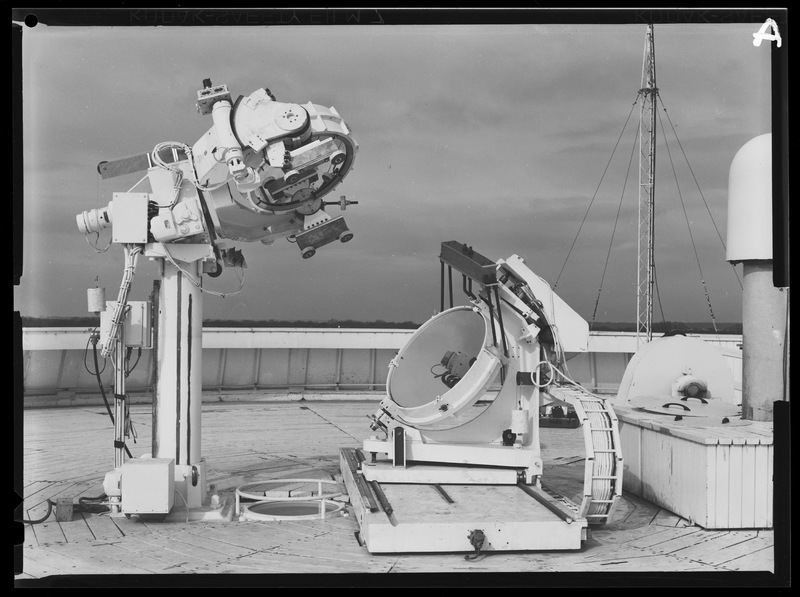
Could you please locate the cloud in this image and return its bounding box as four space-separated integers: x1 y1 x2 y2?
17 22 770 326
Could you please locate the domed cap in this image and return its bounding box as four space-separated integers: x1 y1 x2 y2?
726 133 772 262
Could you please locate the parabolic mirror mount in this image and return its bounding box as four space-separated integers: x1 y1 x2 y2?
343 242 624 554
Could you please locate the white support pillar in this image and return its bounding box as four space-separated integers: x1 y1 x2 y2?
153 259 207 507
741 261 787 421
726 133 788 422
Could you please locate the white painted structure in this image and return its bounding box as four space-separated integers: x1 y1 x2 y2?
616 404 773 529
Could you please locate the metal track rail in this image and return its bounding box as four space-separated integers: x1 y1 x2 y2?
545 384 624 524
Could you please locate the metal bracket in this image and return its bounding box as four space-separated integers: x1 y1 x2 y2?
392 427 406 468
465 529 487 561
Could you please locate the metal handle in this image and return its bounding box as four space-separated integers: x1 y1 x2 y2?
662 402 691 411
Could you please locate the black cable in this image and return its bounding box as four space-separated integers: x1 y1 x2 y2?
590 115 640 330
485 290 499 349
430 364 447 378
91 340 133 459
493 285 509 359
21 500 54 524
462 274 476 301
125 347 142 377
83 330 106 376
652 260 667 331
448 267 454 309
659 93 743 290
657 108 719 334
554 92 641 290
92 337 115 423
74 502 111 515
440 261 445 313
21 496 111 525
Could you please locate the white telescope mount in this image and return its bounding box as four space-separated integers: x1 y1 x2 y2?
353 241 623 532
76 80 358 518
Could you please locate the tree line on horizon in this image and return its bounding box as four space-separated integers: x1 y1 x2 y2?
18 315 743 334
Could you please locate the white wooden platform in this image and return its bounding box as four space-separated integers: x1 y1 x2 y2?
15 400 783 586
616 405 774 529
340 449 587 554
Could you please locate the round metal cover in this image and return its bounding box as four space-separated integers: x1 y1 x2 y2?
274 104 306 131
240 500 344 521
617 336 737 404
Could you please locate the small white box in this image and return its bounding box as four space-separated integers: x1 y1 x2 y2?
111 192 150 243
121 458 175 515
125 300 152 348
99 300 152 348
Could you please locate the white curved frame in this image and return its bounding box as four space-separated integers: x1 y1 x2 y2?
239 499 345 522
383 305 502 428
235 478 344 517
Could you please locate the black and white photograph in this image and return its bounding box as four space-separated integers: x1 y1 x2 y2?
13 8 789 588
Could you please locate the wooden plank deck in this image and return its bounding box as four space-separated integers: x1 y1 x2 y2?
15 400 781 586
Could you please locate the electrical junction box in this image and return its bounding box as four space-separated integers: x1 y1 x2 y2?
121 458 175 515
111 192 150 244
100 300 153 348
196 83 232 116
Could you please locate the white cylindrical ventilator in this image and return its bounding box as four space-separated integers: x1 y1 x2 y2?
726 133 787 422
87 287 106 313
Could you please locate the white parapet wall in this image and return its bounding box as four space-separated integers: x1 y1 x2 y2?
19 327 742 407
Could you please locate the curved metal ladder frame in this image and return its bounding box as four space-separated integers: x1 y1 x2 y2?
545 384 624 524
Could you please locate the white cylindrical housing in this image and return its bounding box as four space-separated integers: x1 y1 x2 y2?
211 100 239 147
76 202 113 235
212 100 245 169
87 287 106 313
726 133 772 263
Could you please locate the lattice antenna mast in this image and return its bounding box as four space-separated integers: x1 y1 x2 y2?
636 24 658 347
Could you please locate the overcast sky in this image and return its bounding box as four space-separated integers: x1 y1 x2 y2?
14 13 775 327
